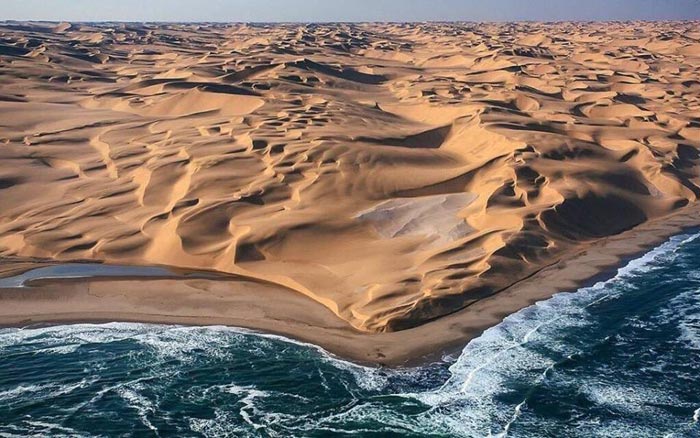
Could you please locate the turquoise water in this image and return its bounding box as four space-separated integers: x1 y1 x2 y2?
1 231 699 437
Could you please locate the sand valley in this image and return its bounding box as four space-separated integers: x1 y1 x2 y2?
1 21 699 361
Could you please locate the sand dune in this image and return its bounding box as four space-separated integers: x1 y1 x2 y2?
0 21 699 336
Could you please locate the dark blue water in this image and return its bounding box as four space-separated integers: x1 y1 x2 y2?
1 232 699 437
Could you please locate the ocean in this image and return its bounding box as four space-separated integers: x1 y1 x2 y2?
1 231 699 437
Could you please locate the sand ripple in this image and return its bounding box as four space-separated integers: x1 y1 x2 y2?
0 21 698 332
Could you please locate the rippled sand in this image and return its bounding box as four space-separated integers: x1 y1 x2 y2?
0 21 699 361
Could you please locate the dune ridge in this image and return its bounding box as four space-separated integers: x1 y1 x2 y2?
0 21 699 335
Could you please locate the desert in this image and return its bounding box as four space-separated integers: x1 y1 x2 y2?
1 21 699 365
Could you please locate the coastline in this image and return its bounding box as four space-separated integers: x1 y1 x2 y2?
1 203 699 367
2 21 700 366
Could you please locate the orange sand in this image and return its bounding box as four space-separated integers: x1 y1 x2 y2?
0 21 699 362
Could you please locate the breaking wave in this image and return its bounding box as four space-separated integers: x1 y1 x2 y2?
1 231 699 437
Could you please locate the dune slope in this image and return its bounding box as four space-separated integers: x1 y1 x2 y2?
0 21 699 333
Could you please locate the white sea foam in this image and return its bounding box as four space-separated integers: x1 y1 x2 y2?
672 289 700 351
218 384 268 430
21 421 87 438
0 383 56 402
0 379 91 404
35 344 81 355
1 230 698 437
583 384 676 414
117 385 158 433
387 230 700 437
189 409 249 438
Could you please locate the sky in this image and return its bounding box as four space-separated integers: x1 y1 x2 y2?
2 0 700 22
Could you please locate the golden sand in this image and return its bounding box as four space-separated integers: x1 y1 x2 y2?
0 21 699 363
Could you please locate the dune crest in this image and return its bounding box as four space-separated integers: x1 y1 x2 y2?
0 21 699 333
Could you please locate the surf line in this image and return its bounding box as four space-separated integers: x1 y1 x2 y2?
451 230 700 435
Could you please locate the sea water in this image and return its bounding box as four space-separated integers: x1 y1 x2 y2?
1 231 699 437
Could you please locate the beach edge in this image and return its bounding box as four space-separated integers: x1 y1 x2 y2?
1 203 699 367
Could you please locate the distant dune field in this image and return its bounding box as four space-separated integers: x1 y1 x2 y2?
0 21 699 356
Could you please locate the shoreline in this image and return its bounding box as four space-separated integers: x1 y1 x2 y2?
2 21 699 368
1 203 699 367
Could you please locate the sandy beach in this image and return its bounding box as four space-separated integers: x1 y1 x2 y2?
2 203 699 365
1 21 699 365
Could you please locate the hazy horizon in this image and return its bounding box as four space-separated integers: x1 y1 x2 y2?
3 0 700 22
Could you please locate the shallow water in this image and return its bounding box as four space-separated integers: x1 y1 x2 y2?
0 263 230 288
0 264 175 288
1 231 699 437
